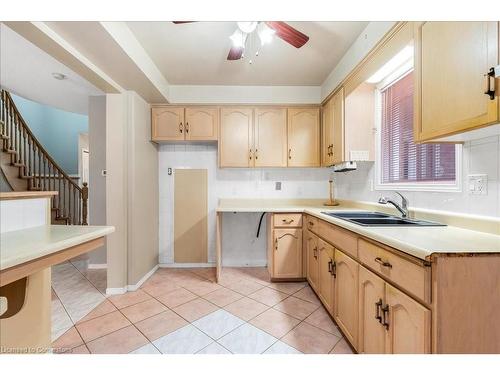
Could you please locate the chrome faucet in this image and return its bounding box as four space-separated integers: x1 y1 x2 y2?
378 192 409 218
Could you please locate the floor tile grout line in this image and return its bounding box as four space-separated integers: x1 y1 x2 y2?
67 260 108 298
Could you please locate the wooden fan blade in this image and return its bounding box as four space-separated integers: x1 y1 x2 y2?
227 46 244 60
265 21 309 48
172 21 196 24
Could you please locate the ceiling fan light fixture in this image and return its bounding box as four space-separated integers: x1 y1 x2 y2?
237 21 258 34
258 23 275 46
230 29 247 48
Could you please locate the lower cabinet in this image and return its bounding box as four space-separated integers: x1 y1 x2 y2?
358 266 387 353
306 230 319 291
317 238 335 314
272 228 303 278
334 249 359 349
358 265 431 354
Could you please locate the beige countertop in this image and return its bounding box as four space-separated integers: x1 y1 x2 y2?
0 191 58 200
217 199 500 261
0 225 115 270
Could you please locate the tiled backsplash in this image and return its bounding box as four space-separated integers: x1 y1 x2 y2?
334 135 500 218
158 136 499 264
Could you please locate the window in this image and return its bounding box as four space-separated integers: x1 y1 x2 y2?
376 70 460 191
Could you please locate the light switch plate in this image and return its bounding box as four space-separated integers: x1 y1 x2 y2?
275 182 282 191
468 174 487 195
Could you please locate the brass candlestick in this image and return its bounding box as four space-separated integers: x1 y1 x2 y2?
324 179 339 206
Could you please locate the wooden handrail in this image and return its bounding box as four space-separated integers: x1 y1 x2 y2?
0 90 88 225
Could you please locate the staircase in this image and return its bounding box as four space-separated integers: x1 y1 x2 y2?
0 89 88 225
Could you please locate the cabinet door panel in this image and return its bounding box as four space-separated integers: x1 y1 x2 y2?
287 108 320 167
318 238 334 314
219 108 253 167
332 88 345 165
185 107 218 141
358 266 386 354
273 228 303 278
306 231 319 292
334 249 359 349
152 107 185 141
255 108 287 167
416 21 499 140
385 284 431 354
321 100 334 166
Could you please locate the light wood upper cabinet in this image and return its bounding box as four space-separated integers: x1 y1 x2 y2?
321 99 334 166
385 284 430 354
317 238 335 314
358 266 386 354
151 107 185 141
306 231 319 292
273 228 303 279
254 108 287 167
219 108 254 168
415 21 499 141
335 249 359 349
331 88 345 165
287 107 320 167
185 107 218 141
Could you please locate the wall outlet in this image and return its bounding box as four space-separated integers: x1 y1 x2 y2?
350 150 370 161
468 174 488 195
275 182 282 191
101 169 107 177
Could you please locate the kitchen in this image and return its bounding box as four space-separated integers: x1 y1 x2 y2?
0 1 499 372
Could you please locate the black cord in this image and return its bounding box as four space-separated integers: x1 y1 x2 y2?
256 212 266 238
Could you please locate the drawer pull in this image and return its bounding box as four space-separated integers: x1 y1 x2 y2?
375 257 392 268
328 260 332 274
381 304 390 330
313 246 318 259
332 260 336 278
282 219 294 224
375 299 383 323
179 122 183 133
308 221 314 226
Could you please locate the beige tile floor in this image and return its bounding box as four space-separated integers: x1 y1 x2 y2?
52 267 354 354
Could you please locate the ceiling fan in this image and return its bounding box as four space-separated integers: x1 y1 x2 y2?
173 21 309 62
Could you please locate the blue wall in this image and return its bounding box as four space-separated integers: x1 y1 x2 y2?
11 94 88 175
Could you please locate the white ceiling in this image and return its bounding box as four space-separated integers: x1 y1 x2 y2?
0 24 103 115
126 21 368 86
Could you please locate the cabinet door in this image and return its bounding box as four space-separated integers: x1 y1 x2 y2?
219 108 254 167
358 266 386 354
332 88 345 165
273 228 303 278
321 100 334 166
415 22 499 141
151 107 185 141
317 238 335 314
254 107 287 167
185 107 218 141
334 249 359 349
287 108 320 167
306 231 319 292
385 284 431 354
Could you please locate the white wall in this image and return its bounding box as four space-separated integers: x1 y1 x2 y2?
158 144 332 266
334 136 500 218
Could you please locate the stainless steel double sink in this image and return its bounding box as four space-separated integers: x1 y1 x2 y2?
321 211 445 227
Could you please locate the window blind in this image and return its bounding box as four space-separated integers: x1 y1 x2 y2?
381 71 456 184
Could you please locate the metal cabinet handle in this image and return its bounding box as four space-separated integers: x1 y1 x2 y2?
328 260 333 274
282 219 294 224
255 149 258 160
288 148 292 160
375 299 383 323
308 221 314 226
185 122 189 133
313 246 318 259
332 260 336 278
381 304 390 330
484 67 496 100
179 122 183 133
249 149 252 160
375 257 392 268
275 238 278 251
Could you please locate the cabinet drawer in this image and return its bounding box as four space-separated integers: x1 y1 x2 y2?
274 213 302 228
358 239 429 303
317 220 357 258
305 215 319 233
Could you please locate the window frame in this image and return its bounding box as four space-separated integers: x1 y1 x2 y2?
374 67 462 193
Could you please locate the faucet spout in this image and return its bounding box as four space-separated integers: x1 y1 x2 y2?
378 192 409 218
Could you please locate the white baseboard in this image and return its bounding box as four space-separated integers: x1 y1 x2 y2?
159 263 215 268
221 261 267 267
127 264 159 292
105 265 159 295
106 287 127 295
88 263 107 270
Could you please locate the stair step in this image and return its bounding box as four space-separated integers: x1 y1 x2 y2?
0 134 8 140
29 186 41 191
20 175 34 180
5 149 17 154
13 162 25 167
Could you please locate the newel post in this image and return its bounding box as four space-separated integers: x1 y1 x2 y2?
82 182 89 225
